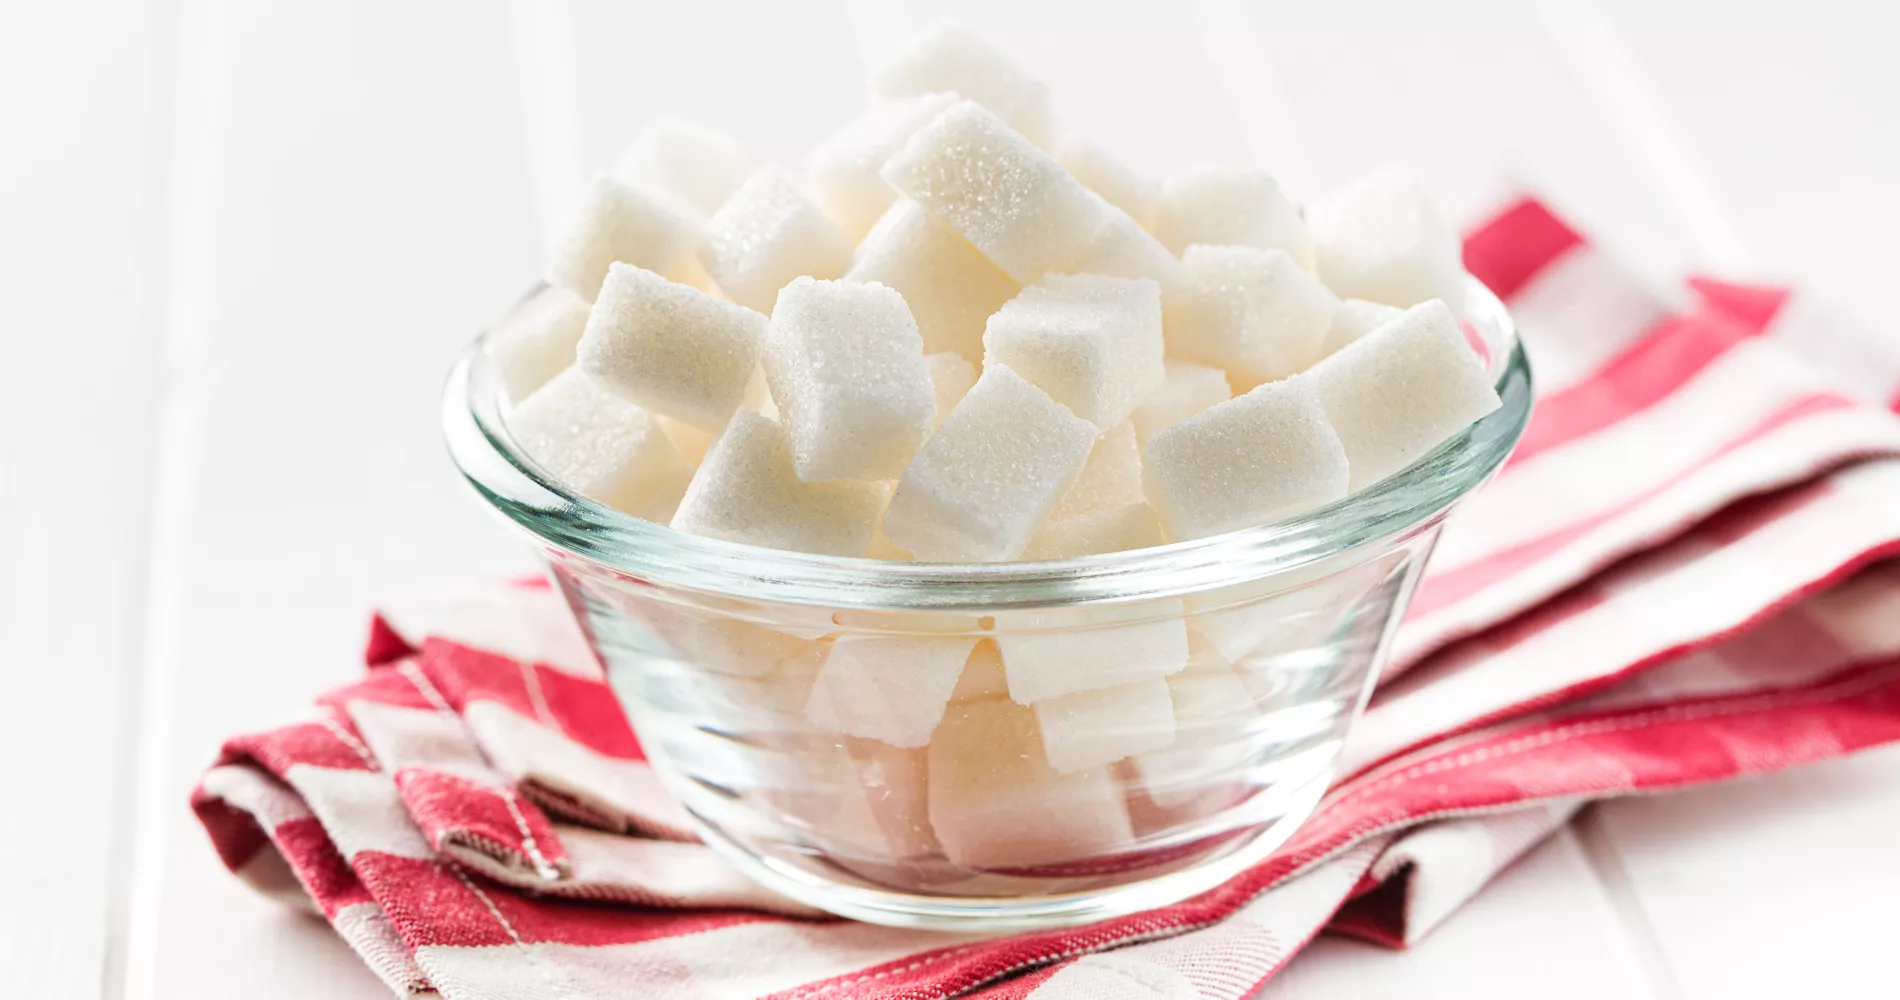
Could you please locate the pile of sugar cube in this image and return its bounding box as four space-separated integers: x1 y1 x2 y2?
488 25 1508 872
493 24 1500 565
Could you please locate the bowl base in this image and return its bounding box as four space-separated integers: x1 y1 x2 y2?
687 769 1331 932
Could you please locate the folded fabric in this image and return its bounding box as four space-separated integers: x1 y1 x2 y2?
194 197 1900 999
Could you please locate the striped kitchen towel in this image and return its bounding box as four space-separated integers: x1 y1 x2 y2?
193 197 1900 999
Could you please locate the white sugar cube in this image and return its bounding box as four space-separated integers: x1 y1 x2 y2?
806 93 961 240
509 367 691 521
928 698 1133 868
670 410 891 556
866 530 914 561
488 287 591 403
837 738 939 858
546 176 702 300
881 101 1106 284
1063 201 1185 291
998 601 1190 703
1306 167 1466 313
753 366 780 422
1144 377 1349 541
699 169 855 312
1305 299 1500 491
871 24 1056 149
1052 421 1143 521
1035 678 1176 774
1164 245 1339 391
575 263 767 431
660 615 828 680
1057 136 1159 227
949 640 1009 703
764 277 936 482
1132 360 1230 447
1185 565 1374 671
1164 649 1258 737
658 416 715 464
613 117 757 219
846 200 1021 361
1315 298 1404 362
925 352 977 427
983 274 1165 430
1130 656 1257 808
1023 501 1165 560
654 648 823 738
1152 168 1314 269
883 364 1096 561
805 635 979 748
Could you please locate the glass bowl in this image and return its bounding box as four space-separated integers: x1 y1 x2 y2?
441 277 1532 930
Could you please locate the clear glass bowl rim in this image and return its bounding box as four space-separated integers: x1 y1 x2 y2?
442 277 1532 612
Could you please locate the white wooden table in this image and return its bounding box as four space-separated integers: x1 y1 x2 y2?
5 1 1897 996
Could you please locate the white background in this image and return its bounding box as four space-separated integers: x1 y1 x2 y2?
3 1 1898 996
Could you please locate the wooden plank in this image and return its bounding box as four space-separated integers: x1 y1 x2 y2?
123 1 539 997
1595 0 1900 319
1591 744 1900 997
1260 830 1659 998
0 1 168 996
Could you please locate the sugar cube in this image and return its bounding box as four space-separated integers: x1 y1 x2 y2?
927 698 1134 868
1130 655 1257 808
866 530 914 561
806 93 961 240
871 24 1056 149
920 353 978 432
1131 360 1230 447
805 634 979 747
838 738 938 858
668 616 827 681
949 640 1009 703
613 117 757 219
1052 420 1143 521
652 635 825 733
1063 200 1186 291
1151 168 1314 269
488 286 591 403
670 410 891 556
1143 377 1350 541
998 600 1191 703
1163 245 1339 391
1304 299 1501 491
509 367 691 521
574 263 767 431
1035 678 1176 773
1164 648 1259 737
699 169 855 313
846 200 1020 361
983 275 1165 430
669 254 724 296
763 277 936 482
546 176 702 300
827 608 986 634
753 367 780 421
882 364 1096 561
1056 136 1159 227
1306 167 1466 313
1023 501 1165 560
881 101 1106 284
1315 298 1404 362
1185 561 1379 671
658 416 715 464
